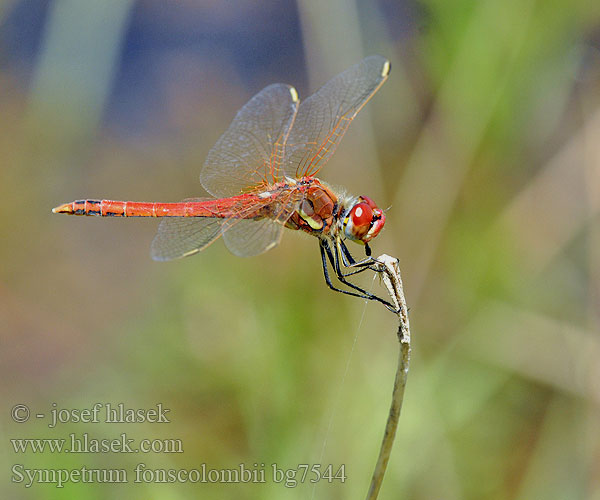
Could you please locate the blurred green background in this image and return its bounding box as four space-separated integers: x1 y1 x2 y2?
2 0 600 499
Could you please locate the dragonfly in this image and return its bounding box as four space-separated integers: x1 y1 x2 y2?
53 55 395 310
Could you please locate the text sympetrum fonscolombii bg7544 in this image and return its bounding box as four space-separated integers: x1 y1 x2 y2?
54 56 395 310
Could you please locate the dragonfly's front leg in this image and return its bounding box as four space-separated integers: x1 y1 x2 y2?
336 239 381 277
319 239 378 302
321 239 397 311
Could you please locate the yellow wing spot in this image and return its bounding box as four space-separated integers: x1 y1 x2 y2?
182 249 200 258
382 60 391 77
265 241 278 252
289 86 299 103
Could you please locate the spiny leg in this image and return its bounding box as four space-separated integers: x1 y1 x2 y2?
330 240 390 302
320 240 376 301
333 240 399 312
337 239 381 277
321 239 397 311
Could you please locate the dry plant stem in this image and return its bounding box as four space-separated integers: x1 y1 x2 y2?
365 255 411 500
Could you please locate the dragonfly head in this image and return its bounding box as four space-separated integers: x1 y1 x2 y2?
343 196 386 246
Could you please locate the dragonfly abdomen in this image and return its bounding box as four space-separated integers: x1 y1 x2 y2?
52 197 267 218
54 199 224 218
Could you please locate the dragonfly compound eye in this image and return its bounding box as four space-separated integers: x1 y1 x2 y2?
358 195 378 210
365 207 385 242
344 202 374 241
351 203 373 229
344 198 386 244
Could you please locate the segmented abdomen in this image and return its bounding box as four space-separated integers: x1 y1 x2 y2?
53 197 266 218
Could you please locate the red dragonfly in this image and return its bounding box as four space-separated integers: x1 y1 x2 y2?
54 55 394 310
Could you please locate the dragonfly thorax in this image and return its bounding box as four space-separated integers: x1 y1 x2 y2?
284 178 338 235
283 178 385 246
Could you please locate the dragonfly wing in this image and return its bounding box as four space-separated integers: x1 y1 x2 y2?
222 188 303 257
201 84 299 198
285 55 390 177
222 218 284 257
150 199 224 261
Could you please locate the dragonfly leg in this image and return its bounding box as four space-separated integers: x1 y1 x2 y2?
333 240 399 312
337 239 381 277
320 239 397 312
336 239 379 277
320 240 375 301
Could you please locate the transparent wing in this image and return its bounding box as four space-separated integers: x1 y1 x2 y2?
222 188 303 257
150 189 303 260
151 218 224 261
222 218 284 257
150 199 225 261
284 55 390 177
200 84 299 198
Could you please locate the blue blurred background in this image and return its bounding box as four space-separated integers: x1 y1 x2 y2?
1 1 600 499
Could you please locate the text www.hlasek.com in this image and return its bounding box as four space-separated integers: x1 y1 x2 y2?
12 463 347 488
11 433 182 454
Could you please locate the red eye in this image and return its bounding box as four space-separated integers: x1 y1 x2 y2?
351 202 373 228
359 196 377 210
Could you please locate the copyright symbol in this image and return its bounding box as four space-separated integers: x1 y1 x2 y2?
12 404 30 423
